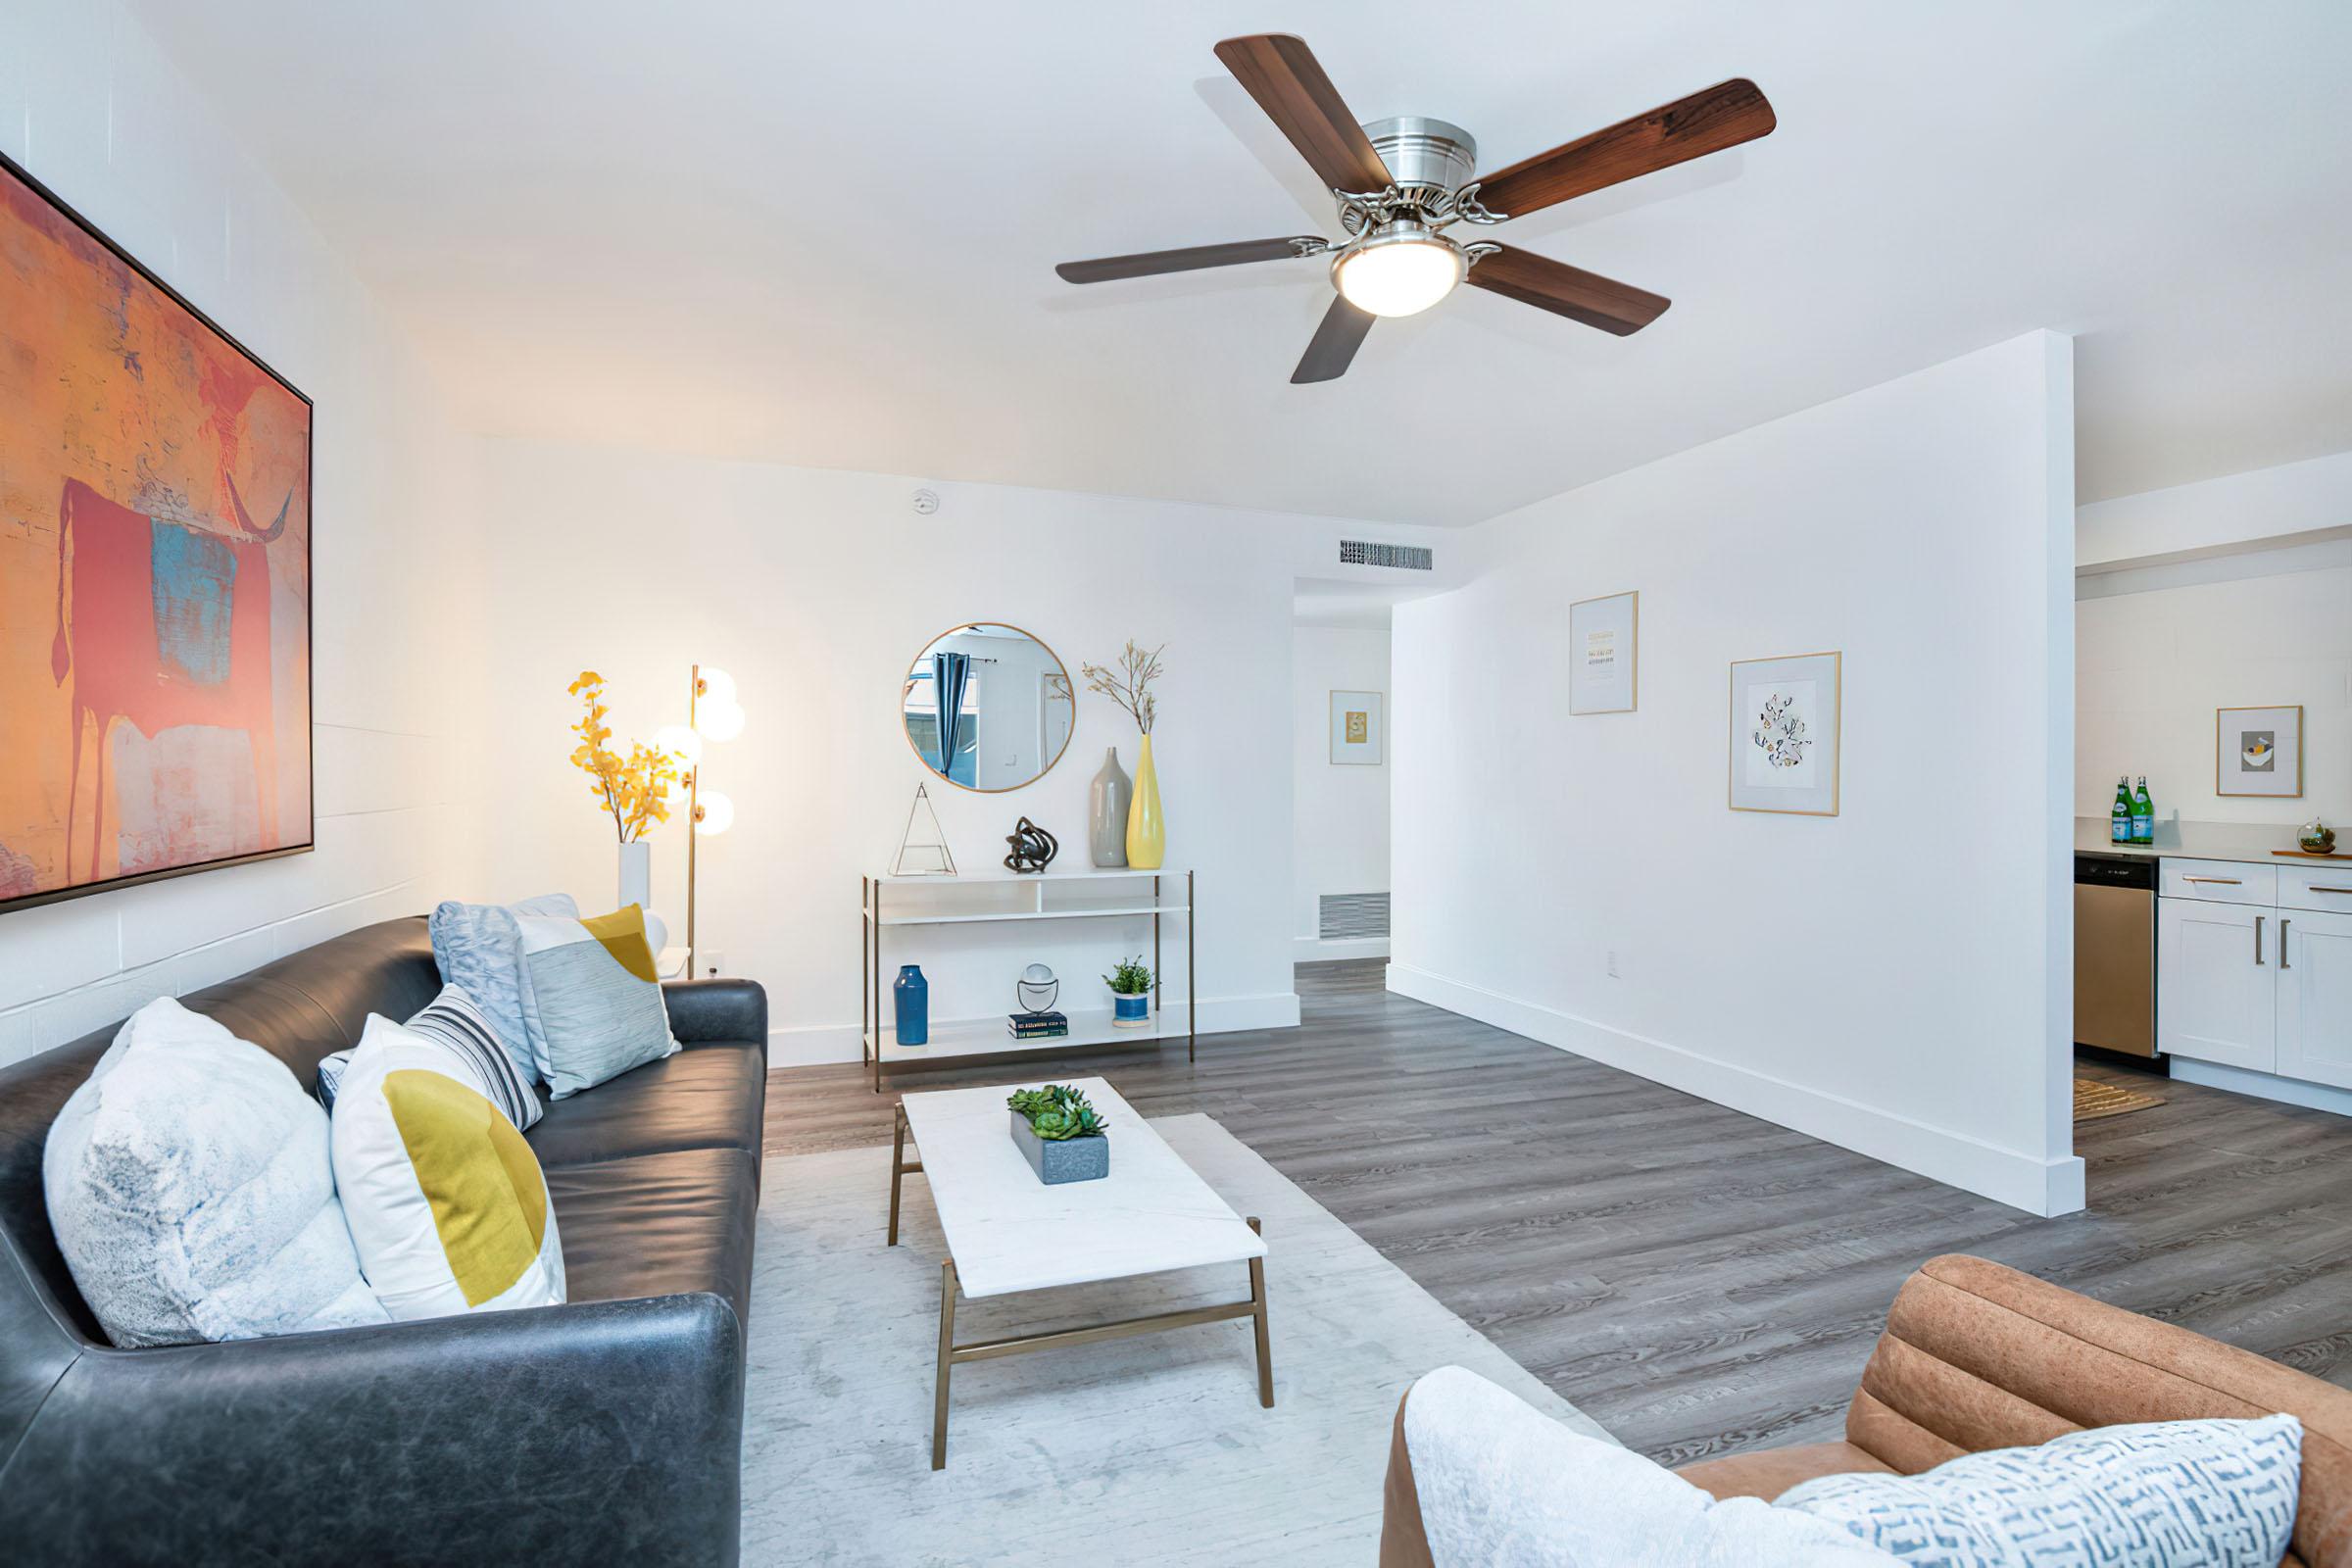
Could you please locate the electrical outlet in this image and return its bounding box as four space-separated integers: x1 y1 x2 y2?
702 951 726 978
1605 949 1621 979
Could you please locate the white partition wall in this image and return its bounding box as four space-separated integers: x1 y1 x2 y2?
1393 332 2082 1215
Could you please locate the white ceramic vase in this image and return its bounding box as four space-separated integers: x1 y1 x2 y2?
617 839 652 911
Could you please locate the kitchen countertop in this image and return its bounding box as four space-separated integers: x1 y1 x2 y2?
2075 817 2326 865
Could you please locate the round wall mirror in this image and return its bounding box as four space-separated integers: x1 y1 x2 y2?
901 622 1074 793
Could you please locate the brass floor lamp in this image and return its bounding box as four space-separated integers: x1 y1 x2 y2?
678 663 743 977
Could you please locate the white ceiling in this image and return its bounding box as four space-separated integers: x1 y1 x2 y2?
132 0 2352 526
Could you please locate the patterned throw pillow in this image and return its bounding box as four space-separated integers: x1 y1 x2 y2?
405 986 542 1131
427 893 579 1085
330 1013 564 1320
1776 1415 2303 1568
514 904 681 1100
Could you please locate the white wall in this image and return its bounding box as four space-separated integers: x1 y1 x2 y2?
1293 625 1391 960
2078 548 2352 827
0 0 491 1066
471 438 1445 1064
1393 332 2082 1215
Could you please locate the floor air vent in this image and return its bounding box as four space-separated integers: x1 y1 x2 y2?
1318 893 1391 940
1340 540 1432 571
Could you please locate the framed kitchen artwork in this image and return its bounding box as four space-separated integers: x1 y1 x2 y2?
1330 691 1384 765
1567 589 1638 713
1729 652 1840 816
2216 706 2302 798
0 151 315 913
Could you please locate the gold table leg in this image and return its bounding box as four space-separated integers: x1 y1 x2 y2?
1247 1216 1274 1406
932 1258 958 1471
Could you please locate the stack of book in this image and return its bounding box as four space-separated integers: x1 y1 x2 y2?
1007 1010 1068 1041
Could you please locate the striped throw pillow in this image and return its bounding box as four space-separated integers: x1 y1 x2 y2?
405 986 543 1131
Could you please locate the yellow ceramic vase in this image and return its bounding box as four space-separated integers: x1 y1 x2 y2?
1126 733 1165 869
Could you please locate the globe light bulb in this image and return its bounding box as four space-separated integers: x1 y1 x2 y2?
1331 223 1465 318
696 666 737 709
653 724 703 766
695 698 745 743
695 790 735 837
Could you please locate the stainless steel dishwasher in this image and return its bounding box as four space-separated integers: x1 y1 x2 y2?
2076 854 2158 1057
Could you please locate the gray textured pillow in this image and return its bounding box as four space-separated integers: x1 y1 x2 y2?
427 893 576 1085
1777 1415 2303 1567
44 998 387 1347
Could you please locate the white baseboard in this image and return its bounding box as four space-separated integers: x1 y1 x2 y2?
1294 937 1390 962
2170 1057 2352 1116
1388 963 2085 1218
767 991 1301 1070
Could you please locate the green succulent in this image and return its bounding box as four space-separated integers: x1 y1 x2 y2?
1007 1083 1108 1141
1102 956 1153 996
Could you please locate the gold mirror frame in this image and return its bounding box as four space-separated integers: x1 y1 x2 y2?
900 620 1076 794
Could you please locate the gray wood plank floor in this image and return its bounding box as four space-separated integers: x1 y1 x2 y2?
762 959 2352 1465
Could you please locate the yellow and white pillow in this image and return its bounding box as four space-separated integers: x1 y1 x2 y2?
329 1013 564 1320
515 904 681 1099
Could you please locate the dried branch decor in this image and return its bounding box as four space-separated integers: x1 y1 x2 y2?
1081 641 1165 734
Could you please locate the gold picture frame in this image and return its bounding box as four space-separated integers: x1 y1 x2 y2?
2216 705 2303 798
1567 589 1639 714
1729 651 1841 816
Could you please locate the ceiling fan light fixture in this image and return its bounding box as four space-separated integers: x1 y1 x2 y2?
1331 222 1464 318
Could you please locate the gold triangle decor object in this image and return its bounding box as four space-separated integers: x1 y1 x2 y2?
892 784 956 877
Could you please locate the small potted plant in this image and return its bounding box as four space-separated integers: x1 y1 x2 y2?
1006 1084 1110 1184
1103 956 1152 1027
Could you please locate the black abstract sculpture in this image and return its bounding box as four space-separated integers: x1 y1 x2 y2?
1004 816 1058 874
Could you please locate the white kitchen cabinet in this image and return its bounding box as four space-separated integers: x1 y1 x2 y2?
2278 907 2352 1091
2158 896 2276 1072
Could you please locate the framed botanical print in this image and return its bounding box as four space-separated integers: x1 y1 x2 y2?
1 151 314 913
2217 706 2302 798
1568 590 1638 714
1330 691 1384 765
1729 652 1840 815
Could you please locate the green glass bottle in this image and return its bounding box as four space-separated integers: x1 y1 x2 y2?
2111 776 2132 844
2132 776 2154 845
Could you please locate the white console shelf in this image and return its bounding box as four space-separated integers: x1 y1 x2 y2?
859 868 1195 1093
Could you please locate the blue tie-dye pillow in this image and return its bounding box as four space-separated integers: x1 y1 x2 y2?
426 894 577 1086
1777 1415 2301 1568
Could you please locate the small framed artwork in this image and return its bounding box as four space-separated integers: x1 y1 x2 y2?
1568 590 1638 714
2217 706 2302 798
1330 690 1384 765
1729 652 1840 816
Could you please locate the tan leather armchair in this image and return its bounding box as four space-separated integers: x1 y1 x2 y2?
1384 1253 2352 1567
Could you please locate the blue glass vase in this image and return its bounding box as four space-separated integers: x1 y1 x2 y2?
894 964 929 1047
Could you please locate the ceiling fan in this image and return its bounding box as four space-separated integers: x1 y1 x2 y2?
1055 34 1775 383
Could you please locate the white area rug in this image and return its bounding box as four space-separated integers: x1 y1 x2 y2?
743 1113 1608 1565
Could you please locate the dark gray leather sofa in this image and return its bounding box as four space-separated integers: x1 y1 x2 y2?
0 915 766 1566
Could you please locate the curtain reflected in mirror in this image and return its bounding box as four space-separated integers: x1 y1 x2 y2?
902 623 1075 792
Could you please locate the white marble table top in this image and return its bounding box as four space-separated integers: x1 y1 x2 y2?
899 1076 1265 1299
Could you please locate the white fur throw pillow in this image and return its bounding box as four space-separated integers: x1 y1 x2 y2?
44 998 387 1347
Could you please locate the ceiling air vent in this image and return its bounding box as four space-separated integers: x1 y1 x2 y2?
1340 540 1432 571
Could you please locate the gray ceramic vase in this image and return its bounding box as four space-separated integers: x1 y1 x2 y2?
1089 747 1131 867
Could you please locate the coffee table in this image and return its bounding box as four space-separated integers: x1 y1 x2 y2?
889 1076 1273 1469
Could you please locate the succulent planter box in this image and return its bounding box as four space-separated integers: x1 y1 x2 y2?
1110 991 1151 1026
1008 1112 1110 1184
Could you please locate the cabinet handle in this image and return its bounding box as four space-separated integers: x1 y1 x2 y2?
2280 919 2291 970
2310 886 2352 895
2184 876 2243 886
2255 915 2265 965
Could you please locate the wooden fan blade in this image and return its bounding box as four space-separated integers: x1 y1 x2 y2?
1466 247 1670 336
1471 78 1775 219
1055 237 1325 284
1292 296 1375 383
1214 33 1393 194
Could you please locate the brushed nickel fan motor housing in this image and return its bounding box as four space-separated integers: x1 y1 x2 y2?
1361 116 1477 195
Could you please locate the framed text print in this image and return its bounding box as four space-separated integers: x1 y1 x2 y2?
2217 706 2302 798
1330 691 1384 765
0 151 314 913
1729 652 1840 816
1568 590 1638 713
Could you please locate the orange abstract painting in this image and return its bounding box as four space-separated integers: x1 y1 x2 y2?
1 155 312 911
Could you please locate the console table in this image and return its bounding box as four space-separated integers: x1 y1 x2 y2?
859 868 1195 1093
